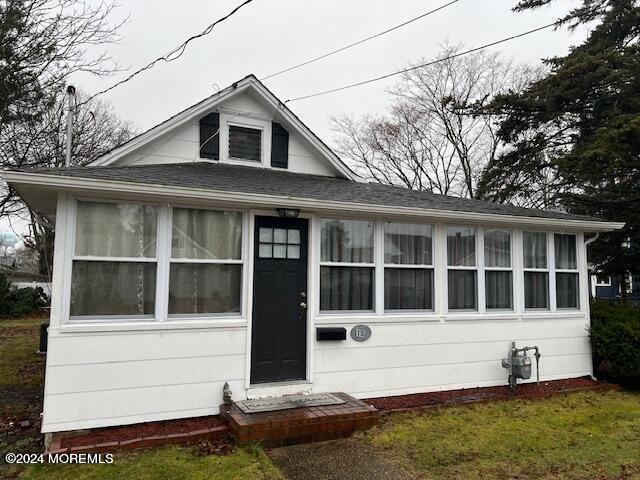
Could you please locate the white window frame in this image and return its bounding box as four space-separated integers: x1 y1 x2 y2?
318 216 376 314
554 233 580 310
166 205 245 319
382 221 434 312
64 197 248 325
483 228 514 311
594 274 612 287
445 225 479 312
67 198 161 322
523 230 551 311
219 110 271 168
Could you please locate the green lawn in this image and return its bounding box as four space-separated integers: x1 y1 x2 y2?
364 390 640 480
20 445 283 480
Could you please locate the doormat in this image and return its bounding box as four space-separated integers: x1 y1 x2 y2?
235 393 346 414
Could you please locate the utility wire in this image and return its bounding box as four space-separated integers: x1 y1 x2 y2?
82 0 255 105
261 0 461 81
285 21 558 103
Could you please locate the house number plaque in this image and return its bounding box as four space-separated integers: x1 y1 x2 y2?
350 325 371 342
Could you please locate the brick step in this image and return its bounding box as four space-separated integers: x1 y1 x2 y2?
220 392 380 448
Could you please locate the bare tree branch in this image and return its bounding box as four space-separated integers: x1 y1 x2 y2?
333 44 542 202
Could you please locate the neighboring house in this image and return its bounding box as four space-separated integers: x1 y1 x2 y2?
590 271 639 301
3 75 624 435
589 237 639 302
0 254 18 270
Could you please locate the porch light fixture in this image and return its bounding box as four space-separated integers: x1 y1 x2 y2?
276 208 300 219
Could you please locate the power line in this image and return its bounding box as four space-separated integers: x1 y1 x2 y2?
261 0 461 82
82 0 255 105
285 22 558 103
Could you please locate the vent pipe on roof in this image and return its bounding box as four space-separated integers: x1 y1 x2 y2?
64 85 76 168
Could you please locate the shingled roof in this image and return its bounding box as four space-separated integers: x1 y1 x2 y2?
18 162 608 223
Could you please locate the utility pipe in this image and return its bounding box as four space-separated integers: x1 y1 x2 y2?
64 85 76 167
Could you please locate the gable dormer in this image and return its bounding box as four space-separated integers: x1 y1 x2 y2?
91 75 360 181
198 105 289 169
199 112 289 169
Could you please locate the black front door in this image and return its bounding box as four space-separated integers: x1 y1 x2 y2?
251 216 308 384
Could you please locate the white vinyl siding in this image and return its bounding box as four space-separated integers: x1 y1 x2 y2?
44 196 593 434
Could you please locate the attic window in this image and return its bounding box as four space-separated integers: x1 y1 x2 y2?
229 125 261 161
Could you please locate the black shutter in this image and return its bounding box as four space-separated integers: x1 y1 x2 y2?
199 112 219 160
271 122 289 168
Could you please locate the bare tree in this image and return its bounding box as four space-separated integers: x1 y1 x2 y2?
0 0 125 130
1 0 130 274
1 89 136 274
333 45 540 199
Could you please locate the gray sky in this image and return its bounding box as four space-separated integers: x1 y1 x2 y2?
71 0 590 142
2 0 592 240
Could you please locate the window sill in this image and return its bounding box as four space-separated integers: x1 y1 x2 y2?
314 310 587 324
316 312 439 324
56 318 247 334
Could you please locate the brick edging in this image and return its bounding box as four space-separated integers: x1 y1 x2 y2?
46 425 228 454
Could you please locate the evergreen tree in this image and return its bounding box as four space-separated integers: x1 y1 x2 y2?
478 0 640 294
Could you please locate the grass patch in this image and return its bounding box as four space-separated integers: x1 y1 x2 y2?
0 316 47 330
366 390 640 479
19 445 284 480
0 316 47 479
0 316 45 395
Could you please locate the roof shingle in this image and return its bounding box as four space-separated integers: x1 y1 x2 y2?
21 162 606 223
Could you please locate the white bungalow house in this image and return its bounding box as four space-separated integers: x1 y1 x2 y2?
3 75 624 435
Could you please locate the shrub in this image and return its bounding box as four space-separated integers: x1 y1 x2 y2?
590 300 640 389
0 272 48 318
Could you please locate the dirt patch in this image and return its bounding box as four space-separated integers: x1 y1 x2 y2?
269 438 412 480
365 376 613 412
0 326 39 340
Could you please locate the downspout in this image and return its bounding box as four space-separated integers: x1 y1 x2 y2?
584 232 600 381
584 232 600 247
584 233 600 299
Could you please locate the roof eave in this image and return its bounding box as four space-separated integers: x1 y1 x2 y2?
3 171 625 232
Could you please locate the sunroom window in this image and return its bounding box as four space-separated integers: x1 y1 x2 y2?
169 208 242 315
447 226 477 310
484 229 513 310
523 231 549 309
555 233 579 309
70 201 158 318
320 219 374 311
384 222 433 310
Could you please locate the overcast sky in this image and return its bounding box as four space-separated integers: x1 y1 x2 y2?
71 0 590 142
3 0 592 240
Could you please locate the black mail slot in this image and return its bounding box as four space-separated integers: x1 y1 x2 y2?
316 327 346 341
